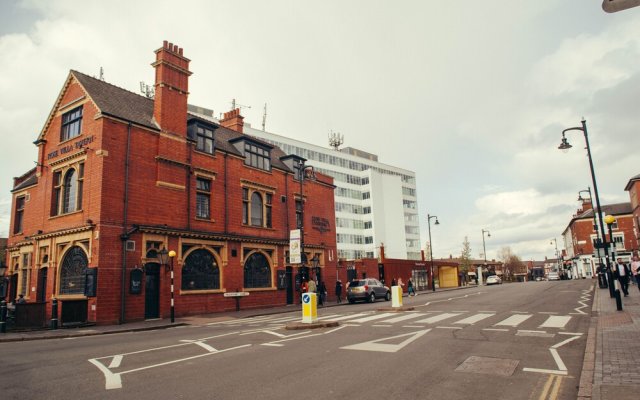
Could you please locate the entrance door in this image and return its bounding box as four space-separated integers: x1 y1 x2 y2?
144 263 160 319
37 268 48 303
285 267 293 305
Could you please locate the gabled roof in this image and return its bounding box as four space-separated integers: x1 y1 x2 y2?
12 168 38 192
37 70 294 174
625 173 640 191
72 71 158 130
575 202 632 219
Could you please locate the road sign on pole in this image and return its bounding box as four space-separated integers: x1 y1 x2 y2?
602 0 640 13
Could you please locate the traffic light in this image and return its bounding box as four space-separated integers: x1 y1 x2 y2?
602 0 640 13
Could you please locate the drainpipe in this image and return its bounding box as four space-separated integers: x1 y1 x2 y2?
120 122 132 324
224 153 228 234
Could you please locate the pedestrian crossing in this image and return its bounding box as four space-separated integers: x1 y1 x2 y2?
214 310 578 331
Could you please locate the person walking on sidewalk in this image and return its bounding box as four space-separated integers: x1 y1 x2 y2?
335 280 343 304
614 258 631 297
632 256 640 293
407 278 415 296
318 280 326 306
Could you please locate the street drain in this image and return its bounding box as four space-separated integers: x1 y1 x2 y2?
455 356 519 376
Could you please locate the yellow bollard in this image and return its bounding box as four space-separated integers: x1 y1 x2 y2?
391 286 403 308
301 293 318 323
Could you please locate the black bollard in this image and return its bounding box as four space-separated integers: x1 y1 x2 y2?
51 298 58 330
614 289 623 311
0 300 7 333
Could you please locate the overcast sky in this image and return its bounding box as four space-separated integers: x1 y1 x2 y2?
1 0 638 262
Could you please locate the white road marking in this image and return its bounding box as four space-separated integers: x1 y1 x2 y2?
454 313 495 325
179 340 217 352
435 326 462 330
347 313 397 323
483 328 509 332
379 313 427 324
402 325 425 328
494 314 532 327
558 332 583 336
108 355 123 369
538 312 558 315
89 358 122 390
372 325 392 328
324 313 368 322
415 313 461 324
540 316 571 329
341 329 430 353
522 334 581 376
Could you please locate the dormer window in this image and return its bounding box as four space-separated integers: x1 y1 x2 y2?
60 106 83 142
196 126 215 154
244 143 271 171
188 121 217 155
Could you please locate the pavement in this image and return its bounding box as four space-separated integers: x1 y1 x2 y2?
583 280 640 400
4 281 639 398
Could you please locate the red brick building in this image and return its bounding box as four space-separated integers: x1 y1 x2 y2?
625 173 640 250
562 199 636 279
5 41 337 325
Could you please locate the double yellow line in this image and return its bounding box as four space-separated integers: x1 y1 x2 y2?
539 374 563 400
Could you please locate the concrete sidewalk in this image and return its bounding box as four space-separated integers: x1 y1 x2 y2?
0 285 473 343
582 282 640 399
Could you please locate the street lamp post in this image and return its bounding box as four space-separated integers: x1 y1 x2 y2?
558 120 613 297
605 215 622 310
550 238 561 277
578 187 600 278
481 229 490 286
297 160 315 282
158 248 177 323
427 214 439 292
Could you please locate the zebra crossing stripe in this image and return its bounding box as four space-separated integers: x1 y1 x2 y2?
540 316 571 329
348 313 398 323
379 313 427 324
494 314 533 327
453 313 495 325
415 313 462 324
324 313 369 322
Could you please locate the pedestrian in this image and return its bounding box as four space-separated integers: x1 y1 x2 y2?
407 278 415 296
318 281 327 306
391 278 397 287
307 278 317 294
613 258 631 297
631 256 640 290
16 294 26 304
397 277 404 293
335 279 343 304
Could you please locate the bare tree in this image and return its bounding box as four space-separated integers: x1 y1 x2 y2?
460 236 472 274
497 246 525 282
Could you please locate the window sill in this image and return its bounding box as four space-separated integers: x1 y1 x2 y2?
180 289 223 295
243 287 277 292
241 224 275 231
195 217 215 223
49 209 84 220
54 294 87 300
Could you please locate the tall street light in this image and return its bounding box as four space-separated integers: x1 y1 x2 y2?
158 248 177 323
558 120 612 296
605 215 622 310
550 238 561 275
481 229 490 286
578 187 600 277
427 214 439 292
298 160 315 282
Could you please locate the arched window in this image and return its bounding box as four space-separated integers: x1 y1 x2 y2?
59 246 88 295
182 249 220 290
62 169 78 213
250 192 263 226
244 252 271 288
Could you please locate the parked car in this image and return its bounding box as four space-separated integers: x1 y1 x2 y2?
486 275 502 285
547 271 560 281
346 279 391 303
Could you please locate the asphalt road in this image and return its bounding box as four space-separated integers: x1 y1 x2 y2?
0 279 593 400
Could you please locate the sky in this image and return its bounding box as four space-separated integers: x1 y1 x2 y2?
1 0 639 262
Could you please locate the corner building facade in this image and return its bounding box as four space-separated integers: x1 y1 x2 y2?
5 41 337 325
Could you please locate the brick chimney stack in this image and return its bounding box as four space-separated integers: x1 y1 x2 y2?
152 40 192 136
220 108 244 133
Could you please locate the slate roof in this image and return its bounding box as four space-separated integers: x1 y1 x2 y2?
625 173 640 191
12 168 38 192
72 71 292 173
72 71 158 130
576 202 633 219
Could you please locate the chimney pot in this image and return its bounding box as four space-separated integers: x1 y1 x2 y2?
163 40 168 48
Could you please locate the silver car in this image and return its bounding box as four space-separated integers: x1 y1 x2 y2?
346 279 391 303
